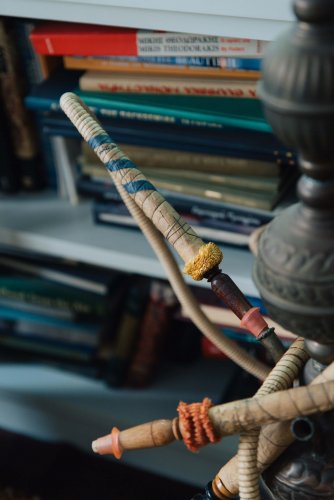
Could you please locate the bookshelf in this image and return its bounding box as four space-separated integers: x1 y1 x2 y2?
0 3 278 490
0 192 260 298
1 1 294 41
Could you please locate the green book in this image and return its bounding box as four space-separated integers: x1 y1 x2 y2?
0 277 107 317
77 89 271 133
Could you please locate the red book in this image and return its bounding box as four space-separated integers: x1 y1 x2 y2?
125 280 177 388
30 22 139 56
29 21 268 57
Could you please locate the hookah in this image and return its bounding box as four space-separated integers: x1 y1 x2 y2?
59 0 334 497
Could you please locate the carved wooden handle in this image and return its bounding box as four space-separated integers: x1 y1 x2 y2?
92 419 179 457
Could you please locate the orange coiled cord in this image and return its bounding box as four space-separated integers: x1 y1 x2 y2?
177 397 221 452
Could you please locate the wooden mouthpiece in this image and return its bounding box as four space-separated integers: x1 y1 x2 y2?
92 418 179 458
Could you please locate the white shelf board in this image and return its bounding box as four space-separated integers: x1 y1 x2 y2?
0 192 259 297
0 0 294 41
0 359 239 486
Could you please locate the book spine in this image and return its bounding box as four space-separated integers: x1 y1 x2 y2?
135 34 268 57
24 88 273 134
80 162 279 191
125 280 177 388
38 108 295 165
92 198 270 248
37 54 63 79
82 180 273 228
0 334 95 362
0 100 20 193
0 278 107 318
64 55 262 70
104 278 150 387
0 250 119 295
10 19 44 89
132 176 273 210
0 19 45 191
12 319 99 349
141 168 278 193
80 141 280 177
64 56 260 80
80 96 270 132
37 128 59 189
30 26 267 57
79 72 258 98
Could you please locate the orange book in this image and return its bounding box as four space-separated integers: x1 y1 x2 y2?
64 56 260 80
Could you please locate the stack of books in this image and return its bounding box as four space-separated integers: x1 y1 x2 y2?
0 246 197 389
0 246 125 376
24 20 298 247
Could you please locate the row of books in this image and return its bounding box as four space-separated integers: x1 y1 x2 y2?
75 139 296 247
1 18 299 273
0 244 295 386
0 245 185 387
9 19 297 248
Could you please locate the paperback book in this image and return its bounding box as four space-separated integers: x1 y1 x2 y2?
93 198 263 248
30 22 268 58
37 106 295 166
64 55 261 79
79 71 258 98
64 55 262 71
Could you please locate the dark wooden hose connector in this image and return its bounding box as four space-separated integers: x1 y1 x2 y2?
207 268 285 360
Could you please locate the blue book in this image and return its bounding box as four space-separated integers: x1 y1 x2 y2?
81 55 262 70
92 196 273 248
36 110 296 166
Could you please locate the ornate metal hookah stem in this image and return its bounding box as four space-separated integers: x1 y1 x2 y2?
254 0 334 363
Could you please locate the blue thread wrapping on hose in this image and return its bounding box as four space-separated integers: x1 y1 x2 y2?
87 133 156 194
88 134 112 150
123 179 157 194
106 158 137 173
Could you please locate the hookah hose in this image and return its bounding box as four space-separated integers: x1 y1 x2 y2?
60 92 283 375
90 338 309 500
90 341 334 476
59 94 334 499
58 93 303 498
216 337 308 500
213 356 334 498
114 180 270 380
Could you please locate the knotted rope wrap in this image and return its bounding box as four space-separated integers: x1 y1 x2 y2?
177 397 221 452
60 92 223 280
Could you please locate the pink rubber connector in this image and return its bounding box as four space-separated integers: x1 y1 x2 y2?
240 307 268 337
